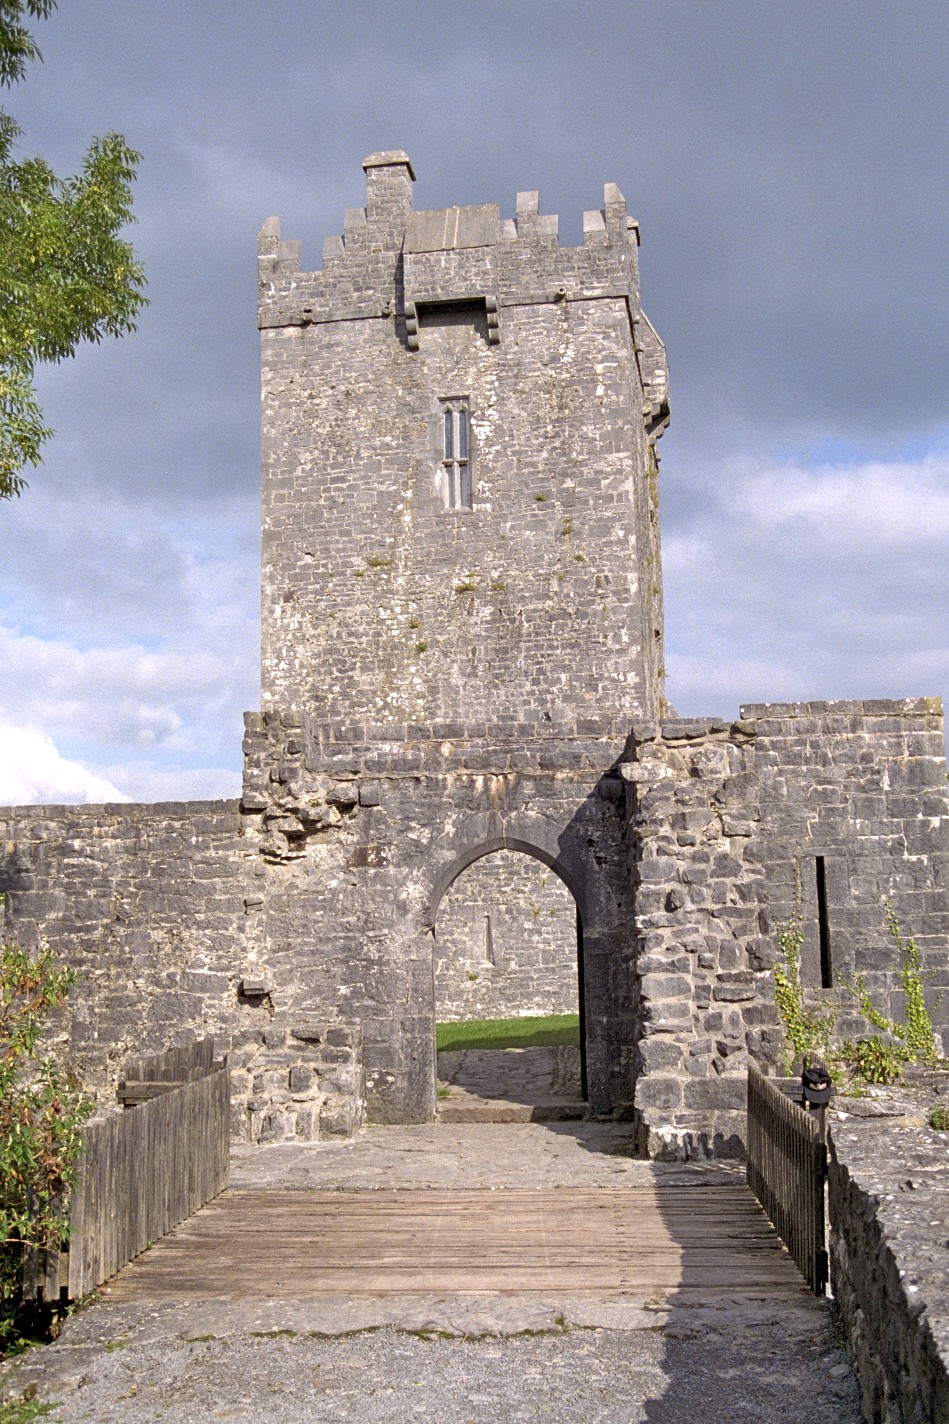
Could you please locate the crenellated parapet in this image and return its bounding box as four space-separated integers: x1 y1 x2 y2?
256 152 667 429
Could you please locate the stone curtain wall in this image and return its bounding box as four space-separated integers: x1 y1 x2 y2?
434 849 578 1022
1 697 945 1153
0 801 368 1143
0 800 248 1097
749 698 949 1043
624 698 949 1159
829 1114 949 1423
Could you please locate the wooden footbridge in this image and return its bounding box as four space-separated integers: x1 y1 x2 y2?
101 1180 806 1303
34 1045 820 1309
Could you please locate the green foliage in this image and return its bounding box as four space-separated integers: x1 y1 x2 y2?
886 902 942 1067
0 940 92 1323
0 0 146 497
436 1013 580 1052
0 1396 59 1424
773 893 944 1088
841 903 943 1078
772 911 836 1071
928 1105 949 1132
839 1034 908 1086
0 3 55 88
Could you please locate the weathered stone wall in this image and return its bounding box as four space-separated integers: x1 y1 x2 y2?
623 698 949 1160
0 801 368 1143
829 1105 949 1423
242 709 637 1123
0 800 249 1093
258 152 668 730
433 849 579 1022
749 698 949 1043
3 695 945 1155
623 717 772 1158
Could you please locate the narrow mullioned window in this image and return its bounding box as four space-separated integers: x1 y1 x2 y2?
440 399 471 509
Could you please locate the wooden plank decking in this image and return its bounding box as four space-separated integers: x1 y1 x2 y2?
101 1183 808 1301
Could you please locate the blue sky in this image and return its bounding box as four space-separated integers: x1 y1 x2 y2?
1 0 947 801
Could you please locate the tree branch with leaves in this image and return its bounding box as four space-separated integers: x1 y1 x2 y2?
0 0 146 498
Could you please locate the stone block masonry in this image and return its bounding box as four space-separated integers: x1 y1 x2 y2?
1 154 947 1157
434 849 579 1023
258 150 667 731
829 1101 949 1423
626 699 949 1160
0 801 366 1141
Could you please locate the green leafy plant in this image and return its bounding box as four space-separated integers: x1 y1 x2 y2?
886 902 942 1067
0 1397 59 1423
0 939 92 1351
842 903 943 1075
0 1 147 498
928 1105 949 1132
839 1034 908 1085
365 554 391 569
772 910 837 1071
414 640 428 653
773 893 944 1088
453 578 478 594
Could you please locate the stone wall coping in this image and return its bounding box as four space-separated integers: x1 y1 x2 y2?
248 712 639 746
0 798 241 820
741 696 943 719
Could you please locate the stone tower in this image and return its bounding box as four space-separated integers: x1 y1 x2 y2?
257 151 669 730
243 152 671 1123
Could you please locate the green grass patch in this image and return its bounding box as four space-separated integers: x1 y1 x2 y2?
436 1013 580 1052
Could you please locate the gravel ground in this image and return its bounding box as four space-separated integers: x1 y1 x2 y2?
1 1296 860 1424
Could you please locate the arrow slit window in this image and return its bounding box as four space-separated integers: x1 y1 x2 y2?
440 399 471 510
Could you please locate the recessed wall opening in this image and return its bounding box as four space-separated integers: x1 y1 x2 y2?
417 298 489 341
432 848 587 1120
816 855 833 988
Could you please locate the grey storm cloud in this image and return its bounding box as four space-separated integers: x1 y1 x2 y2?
1 0 947 798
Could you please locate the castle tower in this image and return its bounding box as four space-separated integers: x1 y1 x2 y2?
257 152 669 730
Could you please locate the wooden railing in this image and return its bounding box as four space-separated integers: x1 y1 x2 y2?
746 1064 828 1295
24 1039 229 1301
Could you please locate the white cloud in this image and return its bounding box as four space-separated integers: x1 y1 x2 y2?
663 451 949 719
734 455 949 545
0 481 259 791
0 724 130 806
101 762 241 803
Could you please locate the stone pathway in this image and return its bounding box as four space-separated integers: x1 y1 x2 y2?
0 1124 863 1423
436 1046 586 1121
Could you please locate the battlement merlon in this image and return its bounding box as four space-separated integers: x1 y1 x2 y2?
256 155 667 432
